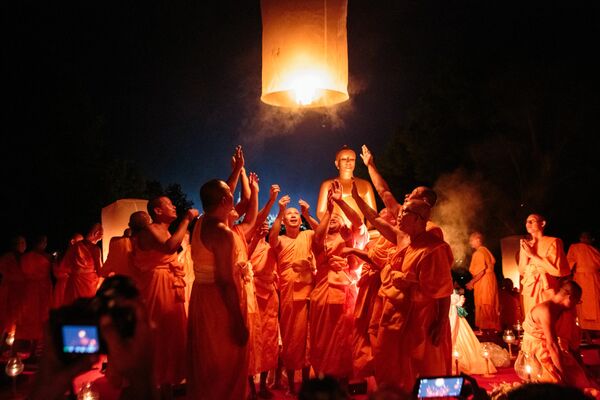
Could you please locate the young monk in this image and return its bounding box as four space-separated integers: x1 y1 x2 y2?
187 179 249 400
19 235 53 343
269 195 315 394
310 180 366 382
353 183 453 390
0 236 27 337
133 197 198 395
521 280 596 389
63 223 103 304
519 214 570 317
567 232 600 330
52 233 82 308
345 207 396 380
466 232 500 332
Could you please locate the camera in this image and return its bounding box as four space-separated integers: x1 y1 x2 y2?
49 275 139 364
413 376 465 399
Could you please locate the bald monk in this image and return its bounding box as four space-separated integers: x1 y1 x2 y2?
187 179 248 400
520 280 596 389
310 181 365 380
316 146 377 226
0 236 26 336
63 223 103 304
269 195 315 394
101 212 151 280
360 144 443 239
133 197 198 391
52 233 82 308
519 214 570 317
466 232 500 332
19 235 53 341
354 186 453 390
344 207 396 379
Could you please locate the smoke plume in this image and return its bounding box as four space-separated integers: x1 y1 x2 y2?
431 169 484 268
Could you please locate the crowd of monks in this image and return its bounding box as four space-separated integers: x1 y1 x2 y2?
1 145 600 399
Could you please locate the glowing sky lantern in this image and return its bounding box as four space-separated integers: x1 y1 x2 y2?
261 0 349 108
101 198 148 262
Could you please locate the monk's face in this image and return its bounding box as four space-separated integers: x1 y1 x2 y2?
14 236 26 254
565 291 582 310
88 224 103 244
525 214 545 235
157 197 178 221
335 149 356 174
397 201 427 235
70 233 83 246
469 235 482 250
284 208 301 228
328 214 343 233
35 236 48 251
219 182 234 212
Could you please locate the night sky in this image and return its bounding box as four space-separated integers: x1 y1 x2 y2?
3 1 599 252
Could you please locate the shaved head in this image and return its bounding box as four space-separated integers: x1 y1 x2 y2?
409 186 437 207
200 179 231 213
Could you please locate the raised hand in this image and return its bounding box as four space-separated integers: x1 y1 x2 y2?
298 199 310 215
326 189 334 213
330 180 343 202
360 145 374 167
278 195 291 213
249 172 260 192
186 208 200 221
269 184 280 200
231 145 245 171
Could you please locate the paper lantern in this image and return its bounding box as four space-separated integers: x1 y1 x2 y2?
101 199 148 262
501 235 522 290
261 0 349 107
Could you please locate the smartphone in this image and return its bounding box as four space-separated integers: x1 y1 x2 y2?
415 376 464 398
61 324 101 355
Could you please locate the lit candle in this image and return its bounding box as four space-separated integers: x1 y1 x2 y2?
525 364 532 381
5 331 15 346
453 349 460 375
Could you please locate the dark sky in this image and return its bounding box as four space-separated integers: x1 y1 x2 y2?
3 1 599 250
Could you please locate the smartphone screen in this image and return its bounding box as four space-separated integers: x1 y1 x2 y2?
61 325 100 354
417 376 464 398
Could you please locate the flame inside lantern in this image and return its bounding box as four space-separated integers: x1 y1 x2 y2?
261 0 349 108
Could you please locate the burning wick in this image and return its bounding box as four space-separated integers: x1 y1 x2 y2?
525 364 532 381
291 75 321 106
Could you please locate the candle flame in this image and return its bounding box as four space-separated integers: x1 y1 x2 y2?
290 74 322 106
525 364 532 373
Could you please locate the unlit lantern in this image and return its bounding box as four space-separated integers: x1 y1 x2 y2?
261 0 349 108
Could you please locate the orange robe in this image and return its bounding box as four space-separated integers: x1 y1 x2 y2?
187 218 248 400
19 251 53 339
352 235 394 378
132 242 187 385
250 238 279 373
0 252 26 334
309 234 358 377
275 230 314 370
178 241 194 316
469 246 500 330
52 253 71 308
232 225 262 376
63 241 101 304
568 243 600 330
426 221 444 240
100 236 134 278
521 310 594 388
520 236 570 317
374 231 454 390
